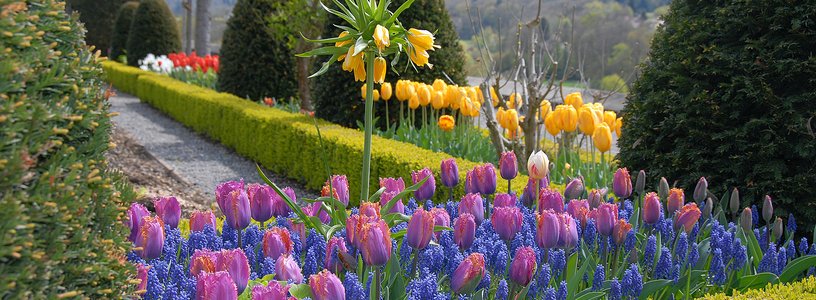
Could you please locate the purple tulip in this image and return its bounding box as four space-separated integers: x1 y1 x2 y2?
440 158 460 188
475 163 497 195
136 263 150 292
430 208 450 239
566 199 590 227
454 213 476 250
190 249 218 278
127 203 150 242
305 202 330 224
499 151 518 180
642 192 662 225
247 184 274 224
667 188 685 216
521 177 548 207
322 175 349 206
216 180 245 212
693 177 708 203
379 177 406 214
491 206 523 241
252 280 290 300
275 254 304 283
195 271 237 300
740 207 753 233
379 192 404 214
459 193 485 225
536 210 560 249
612 168 632 199
590 203 618 236
190 210 217 232
220 186 251 231
325 237 348 273
263 227 294 260
465 169 479 194
411 168 436 201
218 248 251 293
153 196 181 228
509 246 537 286
564 178 585 200
494 193 517 208
359 202 381 218
360 219 392 266
406 209 435 250
135 216 165 260
763 195 773 223
270 187 296 218
346 214 376 248
538 188 564 213
557 213 579 249
675 203 701 233
451 253 486 294
587 189 604 209
309 270 345 300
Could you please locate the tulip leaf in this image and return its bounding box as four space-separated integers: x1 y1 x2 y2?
385 249 407 300
736 272 778 292
515 272 535 300
367 187 386 203
566 250 591 299
257 164 323 236
383 212 411 227
391 228 407 239
574 292 606 300
434 225 452 232
326 224 344 240
638 279 672 299
383 0 414 28
381 176 427 215
737 226 763 268
779 255 816 283
288 283 315 299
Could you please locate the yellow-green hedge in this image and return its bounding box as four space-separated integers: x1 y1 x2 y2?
102 61 535 206
702 276 816 299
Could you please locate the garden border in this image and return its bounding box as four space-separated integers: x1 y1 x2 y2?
101 61 536 206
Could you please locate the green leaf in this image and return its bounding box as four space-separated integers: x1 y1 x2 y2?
289 283 315 299
567 251 592 298
352 36 368 56
575 292 606 300
381 176 427 215
639 279 672 300
738 226 763 268
736 272 778 292
779 255 816 283
257 165 323 236
296 46 348 57
383 0 415 27
308 54 340 78
368 187 386 203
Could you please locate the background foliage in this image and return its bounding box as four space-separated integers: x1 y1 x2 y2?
618 0 816 230
66 0 127 54
125 0 182 66
0 0 134 297
217 0 296 101
110 1 139 60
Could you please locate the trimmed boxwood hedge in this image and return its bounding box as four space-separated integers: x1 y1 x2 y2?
702 275 816 299
102 61 535 206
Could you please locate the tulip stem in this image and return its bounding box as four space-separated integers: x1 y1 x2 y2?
507 179 511 195
237 228 243 249
260 221 264 230
385 100 390 132
360 52 375 202
374 267 381 300
449 187 454 203
411 249 420 278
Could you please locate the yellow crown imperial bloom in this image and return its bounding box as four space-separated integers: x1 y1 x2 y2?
353 60 366 82
409 93 420 109
593 123 613 153
373 25 390 51
432 91 445 110
539 100 552 120
408 48 430 67
490 86 500 107
373 57 386 84
604 111 617 128
407 28 435 51
361 84 368 99
380 82 392 101
438 115 455 132
578 106 597 136
335 31 351 47
545 113 560 135
418 84 431 106
565 92 583 109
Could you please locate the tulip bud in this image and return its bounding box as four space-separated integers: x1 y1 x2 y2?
693 177 708 203
536 210 560 249
127 203 150 242
773 217 784 242
219 249 251 293
494 193 517 208
451 253 486 294
475 164 497 195
763 195 773 224
440 158 460 188
360 219 392 266
492 206 524 241
557 213 580 249
613 219 632 246
499 151 518 180
590 203 618 236
538 188 565 213
588 189 603 209
247 184 274 225
635 170 646 195
564 178 585 200
674 203 702 233
380 82 392 101
459 193 485 225
658 177 669 200
373 57 386 84
154 196 181 228
252 281 290 300
196 271 238 300
309 270 345 300
612 168 633 199
406 209 435 250
263 227 294 260
411 168 436 201
275 254 304 283
740 207 753 232
509 247 537 286
454 213 476 250
729 188 740 216
527 151 550 179
702 197 713 221
135 216 165 260
642 192 662 225
667 188 685 216
465 169 478 194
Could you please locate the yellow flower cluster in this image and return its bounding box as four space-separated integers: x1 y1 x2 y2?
362 79 485 117
542 92 622 153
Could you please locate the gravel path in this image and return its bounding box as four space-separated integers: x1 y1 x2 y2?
109 91 318 205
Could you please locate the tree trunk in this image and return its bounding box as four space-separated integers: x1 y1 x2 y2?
195 0 211 54
296 57 313 111
184 0 193 54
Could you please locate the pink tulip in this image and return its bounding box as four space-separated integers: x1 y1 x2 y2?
270 187 296 218
509 246 537 286
247 184 275 224
190 249 218 277
135 216 165 260
126 203 150 242
536 210 560 249
217 249 250 293
459 193 485 225
613 219 632 246
667 188 685 216
675 203 701 233
196 271 237 300
309 270 345 300
360 219 392 266
252 280 291 300
494 193 517 208
325 237 348 273
154 196 181 228
430 207 451 239
454 213 476 250
451 253 486 294
275 254 304 283
190 210 217 232
406 208 435 250
538 188 564 213
491 206 523 241
556 213 579 249
589 202 618 236
263 227 294 260
612 168 632 199
136 264 150 292
642 192 661 225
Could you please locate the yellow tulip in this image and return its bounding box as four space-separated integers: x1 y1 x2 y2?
373 25 390 51
503 109 520 131
461 98 473 116
380 82 392 101
409 93 420 109
578 106 597 136
405 83 416 102
438 115 455 132
472 100 481 117
490 86 500 107
593 123 612 153
395 80 406 101
557 105 578 132
467 88 478 105
433 79 447 93
592 102 604 112
418 84 431 106
539 100 552 120
615 117 623 136
335 31 351 47
373 57 386 84
603 111 617 128
508 93 520 109
544 113 560 135
496 107 506 125
431 91 445 110
592 106 604 124
373 90 380 102
407 28 435 51
360 84 367 99
408 48 430 67
565 92 583 109
475 87 485 104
